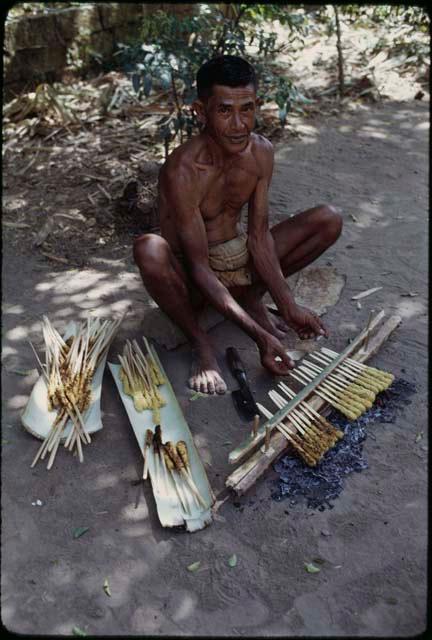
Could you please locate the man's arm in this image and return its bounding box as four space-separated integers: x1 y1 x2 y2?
164 162 293 374
247 140 326 338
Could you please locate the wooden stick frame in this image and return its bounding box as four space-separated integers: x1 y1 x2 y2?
228 310 385 465
225 312 401 496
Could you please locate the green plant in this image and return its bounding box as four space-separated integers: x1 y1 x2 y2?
113 4 312 156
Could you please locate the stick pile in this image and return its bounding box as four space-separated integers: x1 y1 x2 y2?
30 315 122 469
289 347 394 421
257 346 394 467
118 337 166 424
144 425 208 514
258 382 344 467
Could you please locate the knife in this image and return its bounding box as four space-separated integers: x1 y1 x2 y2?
226 347 260 421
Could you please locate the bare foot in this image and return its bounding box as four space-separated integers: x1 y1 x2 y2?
188 343 227 395
242 297 288 340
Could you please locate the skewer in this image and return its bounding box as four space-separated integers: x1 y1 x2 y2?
303 360 374 408
300 363 370 412
257 403 319 466
264 426 271 451
251 414 259 438
162 448 191 515
289 369 359 420
312 351 385 392
277 382 344 440
293 365 363 411
143 429 153 480
268 390 323 443
164 442 207 509
321 347 394 385
269 391 333 452
268 391 311 440
308 353 377 400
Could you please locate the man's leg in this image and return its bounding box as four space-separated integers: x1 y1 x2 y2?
133 234 227 394
233 204 343 337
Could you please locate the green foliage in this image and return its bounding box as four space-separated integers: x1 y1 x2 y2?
113 4 311 155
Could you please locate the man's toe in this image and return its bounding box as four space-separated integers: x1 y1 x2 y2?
215 374 227 394
206 374 216 395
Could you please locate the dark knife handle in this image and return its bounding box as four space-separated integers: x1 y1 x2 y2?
226 347 247 381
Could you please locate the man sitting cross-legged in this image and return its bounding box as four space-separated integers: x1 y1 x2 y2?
134 55 343 394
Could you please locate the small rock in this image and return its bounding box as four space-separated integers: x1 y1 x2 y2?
321 529 331 537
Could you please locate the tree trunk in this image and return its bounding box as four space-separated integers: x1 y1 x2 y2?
333 6 345 99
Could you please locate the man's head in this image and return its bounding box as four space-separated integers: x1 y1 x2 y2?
193 55 258 154
196 55 257 102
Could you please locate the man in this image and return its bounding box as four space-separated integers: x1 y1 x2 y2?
134 55 342 394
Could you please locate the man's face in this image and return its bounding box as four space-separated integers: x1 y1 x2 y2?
196 83 257 154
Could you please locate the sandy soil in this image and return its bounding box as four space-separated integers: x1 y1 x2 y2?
1 97 428 636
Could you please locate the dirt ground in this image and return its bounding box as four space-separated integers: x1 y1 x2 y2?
1 91 428 636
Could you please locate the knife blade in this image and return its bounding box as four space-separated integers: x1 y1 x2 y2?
226 347 260 421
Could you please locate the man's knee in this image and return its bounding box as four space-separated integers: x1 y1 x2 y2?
133 233 170 275
316 204 343 244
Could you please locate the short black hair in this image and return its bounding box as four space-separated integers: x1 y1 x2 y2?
196 55 257 101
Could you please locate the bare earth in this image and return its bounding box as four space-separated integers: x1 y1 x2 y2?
1 99 428 635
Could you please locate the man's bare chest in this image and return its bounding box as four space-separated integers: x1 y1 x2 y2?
199 164 259 218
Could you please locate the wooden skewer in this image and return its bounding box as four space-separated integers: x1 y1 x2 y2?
321 347 393 383
294 366 364 413
269 391 330 452
257 403 318 466
289 370 359 419
164 442 207 509
267 392 308 439
143 429 153 480
251 414 259 437
300 363 369 411
268 390 319 441
264 426 271 451
303 360 375 408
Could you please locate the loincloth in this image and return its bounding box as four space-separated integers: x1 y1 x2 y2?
176 232 253 288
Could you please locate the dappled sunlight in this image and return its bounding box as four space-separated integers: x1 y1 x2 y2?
171 590 199 623
120 503 151 523
393 297 427 320
1 345 18 360
95 471 123 490
3 304 25 315
8 394 29 410
6 326 30 341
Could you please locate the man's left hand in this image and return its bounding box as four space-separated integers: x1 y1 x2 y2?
284 304 329 340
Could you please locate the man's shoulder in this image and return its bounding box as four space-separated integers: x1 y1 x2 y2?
250 133 274 174
161 136 203 179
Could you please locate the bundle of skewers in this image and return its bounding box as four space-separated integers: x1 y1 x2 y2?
29 315 122 469
256 346 394 467
288 347 394 421
258 382 344 467
118 338 166 424
143 426 208 514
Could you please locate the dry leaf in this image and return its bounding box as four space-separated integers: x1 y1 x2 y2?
187 561 201 572
349 214 358 222
351 286 382 301
356 301 362 310
401 292 419 297
415 432 423 443
189 392 206 402
228 554 237 567
103 578 111 597
304 562 321 573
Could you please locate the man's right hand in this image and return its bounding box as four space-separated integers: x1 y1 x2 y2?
257 333 294 376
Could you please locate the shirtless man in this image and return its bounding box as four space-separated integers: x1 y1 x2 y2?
134 55 342 394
